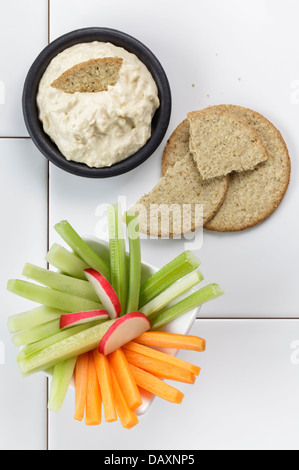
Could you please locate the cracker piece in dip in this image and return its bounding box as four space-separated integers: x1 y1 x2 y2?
51 57 123 93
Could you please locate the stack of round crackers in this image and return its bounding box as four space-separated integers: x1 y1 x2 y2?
133 105 291 236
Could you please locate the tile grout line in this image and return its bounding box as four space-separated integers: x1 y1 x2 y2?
46 0 50 452
41 0 299 447
0 136 30 139
46 166 50 452
195 317 299 321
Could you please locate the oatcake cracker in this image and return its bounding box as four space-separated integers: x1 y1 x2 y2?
51 57 123 94
205 105 291 232
162 119 190 176
187 107 269 179
132 153 229 238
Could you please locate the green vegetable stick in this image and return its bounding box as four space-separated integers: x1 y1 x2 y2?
12 314 106 348
139 251 201 307
150 283 225 330
12 319 61 347
7 306 61 334
16 322 97 362
107 204 128 315
140 270 204 318
7 279 102 313
22 263 99 302
18 319 116 376
46 244 89 280
126 210 141 314
54 220 110 280
48 357 77 413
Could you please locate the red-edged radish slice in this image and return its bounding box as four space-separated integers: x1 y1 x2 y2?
84 268 121 319
98 312 151 355
60 310 109 330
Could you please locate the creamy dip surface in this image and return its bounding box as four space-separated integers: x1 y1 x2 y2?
37 42 160 168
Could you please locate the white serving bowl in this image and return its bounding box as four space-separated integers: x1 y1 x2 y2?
45 237 200 416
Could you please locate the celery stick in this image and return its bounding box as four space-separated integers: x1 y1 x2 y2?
46 244 89 280
22 263 99 302
139 251 201 307
107 204 128 315
17 322 97 362
7 306 61 334
13 314 106 347
45 367 54 376
54 220 110 279
140 270 204 317
7 280 102 313
12 319 61 347
150 283 224 330
18 319 116 376
48 357 77 413
126 210 141 314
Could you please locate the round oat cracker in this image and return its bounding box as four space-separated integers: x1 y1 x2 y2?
205 105 291 232
187 107 269 179
134 153 229 238
162 118 190 176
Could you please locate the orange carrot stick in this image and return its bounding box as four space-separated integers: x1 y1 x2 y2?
108 348 142 410
134 331 206 352
138 386 154 403
123 341 201 376
129 363 184 404
74 352 89 421
110 368 139 430
85 352 102 426
124 348 196 384
93 349 117 423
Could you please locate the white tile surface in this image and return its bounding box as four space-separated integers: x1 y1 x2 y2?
49 0 299 317
48 319 299 450
0 1 48 136
0 140 48 450
1 0 299 451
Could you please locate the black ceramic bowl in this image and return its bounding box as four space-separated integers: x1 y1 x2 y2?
22 27 171 178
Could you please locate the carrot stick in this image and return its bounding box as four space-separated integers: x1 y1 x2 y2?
138 386 154 403
85 352 102 426
123 341 201 377
129 364 184 404
134 331 206 352
124 348 196 384
74 352 89 421
110 368 139 430
108 348 142 410
93 349 117 423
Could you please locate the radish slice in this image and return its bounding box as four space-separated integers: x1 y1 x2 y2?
60 310 109 330
84 268 121 319
98 312 151 355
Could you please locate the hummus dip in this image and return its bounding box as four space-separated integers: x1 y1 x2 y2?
37 42 160 168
